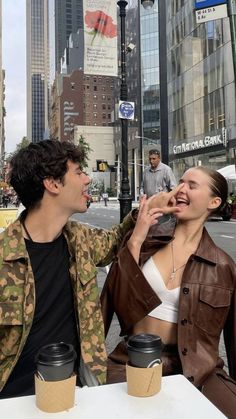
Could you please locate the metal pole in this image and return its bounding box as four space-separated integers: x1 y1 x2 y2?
137 1 144 185
117 1 132 222
158 1 169 164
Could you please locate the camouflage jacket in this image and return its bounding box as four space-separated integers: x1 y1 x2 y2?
0 213 135 391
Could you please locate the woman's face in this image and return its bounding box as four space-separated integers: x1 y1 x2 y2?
175 168 221 221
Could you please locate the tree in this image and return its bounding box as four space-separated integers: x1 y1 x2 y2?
15 136 30 152
77 135 93 168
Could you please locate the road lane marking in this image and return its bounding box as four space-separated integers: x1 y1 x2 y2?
220 235 235 239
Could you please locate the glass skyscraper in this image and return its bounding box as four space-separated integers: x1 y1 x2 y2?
166 1 236 179
55 0 83 73
26 0 50 143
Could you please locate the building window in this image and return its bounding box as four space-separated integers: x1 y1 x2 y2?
94 86 97 91
102 104 106 110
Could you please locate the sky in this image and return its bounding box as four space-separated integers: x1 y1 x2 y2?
2 0 26 153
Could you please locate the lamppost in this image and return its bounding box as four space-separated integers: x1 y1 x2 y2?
117 0 155 222
117 0 130 222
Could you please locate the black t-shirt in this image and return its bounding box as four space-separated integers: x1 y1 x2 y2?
0 234 79 398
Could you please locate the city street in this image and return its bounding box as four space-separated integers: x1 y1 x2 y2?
72 201 235 369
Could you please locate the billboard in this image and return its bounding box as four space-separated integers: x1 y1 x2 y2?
83 0 118 77
195 0 227 9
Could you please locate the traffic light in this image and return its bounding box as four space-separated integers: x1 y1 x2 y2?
98 162 106 171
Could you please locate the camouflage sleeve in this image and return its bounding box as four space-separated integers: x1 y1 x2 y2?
83 210 136 267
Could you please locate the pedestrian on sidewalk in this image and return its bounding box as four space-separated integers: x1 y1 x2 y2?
102 192 108 207
143 149 177 197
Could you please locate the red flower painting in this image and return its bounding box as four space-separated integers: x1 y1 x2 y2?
85 10 117 45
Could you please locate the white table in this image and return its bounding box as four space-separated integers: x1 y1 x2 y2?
2 375 226 418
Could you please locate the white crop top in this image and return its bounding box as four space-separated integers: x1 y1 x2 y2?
142 257 180 324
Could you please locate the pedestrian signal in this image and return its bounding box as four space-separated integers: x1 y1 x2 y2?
98 162 106 171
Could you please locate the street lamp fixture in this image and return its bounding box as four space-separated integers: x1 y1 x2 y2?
117 0 154 222
141 0 155 10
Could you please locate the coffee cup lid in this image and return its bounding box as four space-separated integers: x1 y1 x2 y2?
36 342 76 366
128 334 162 349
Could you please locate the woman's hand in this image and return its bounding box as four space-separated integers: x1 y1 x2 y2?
127 194 164 263
148 183 184 212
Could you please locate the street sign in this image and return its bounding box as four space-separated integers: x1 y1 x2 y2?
195 3 228 23
118 101 135 120
195 0 227 9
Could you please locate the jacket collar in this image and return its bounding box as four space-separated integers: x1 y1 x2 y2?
193 227 218 265
141 224 217 266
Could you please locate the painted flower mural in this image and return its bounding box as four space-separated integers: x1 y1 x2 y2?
85 10 117 45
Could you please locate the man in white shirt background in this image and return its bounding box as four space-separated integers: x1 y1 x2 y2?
143 149 177 198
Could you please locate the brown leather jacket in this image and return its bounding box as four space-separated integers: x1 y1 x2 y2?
101 220 236 387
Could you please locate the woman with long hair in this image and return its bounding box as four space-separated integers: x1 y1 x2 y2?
101 166 236 417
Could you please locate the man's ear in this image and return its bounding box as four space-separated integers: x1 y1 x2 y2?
43 177 61 194
208 196 222 211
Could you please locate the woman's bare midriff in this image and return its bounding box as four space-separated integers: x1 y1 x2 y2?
131 315 177 345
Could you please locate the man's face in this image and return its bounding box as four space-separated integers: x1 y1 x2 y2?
57 161 91 215
149 153 160 169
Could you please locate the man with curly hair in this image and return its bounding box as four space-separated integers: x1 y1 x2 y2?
0 139 138 398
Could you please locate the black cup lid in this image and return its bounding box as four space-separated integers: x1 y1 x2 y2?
128 334 162 349
36 342 76 365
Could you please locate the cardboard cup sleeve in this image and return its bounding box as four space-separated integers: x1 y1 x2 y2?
35 374 76 413
126 362 162 397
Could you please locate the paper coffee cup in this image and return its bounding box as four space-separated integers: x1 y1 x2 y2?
126 362 162 397
127 334 162 368
35 342 76 381
35 374 76 413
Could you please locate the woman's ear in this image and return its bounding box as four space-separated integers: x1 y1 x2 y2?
208 196 222 211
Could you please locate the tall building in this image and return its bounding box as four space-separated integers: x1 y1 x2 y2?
26 0 50 143
166 1 236 180
55 0 83 73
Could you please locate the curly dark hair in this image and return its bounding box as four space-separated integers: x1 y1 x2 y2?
9 140 86 209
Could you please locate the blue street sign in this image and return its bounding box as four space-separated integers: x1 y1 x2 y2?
195 0 227 9
118 101 135 120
